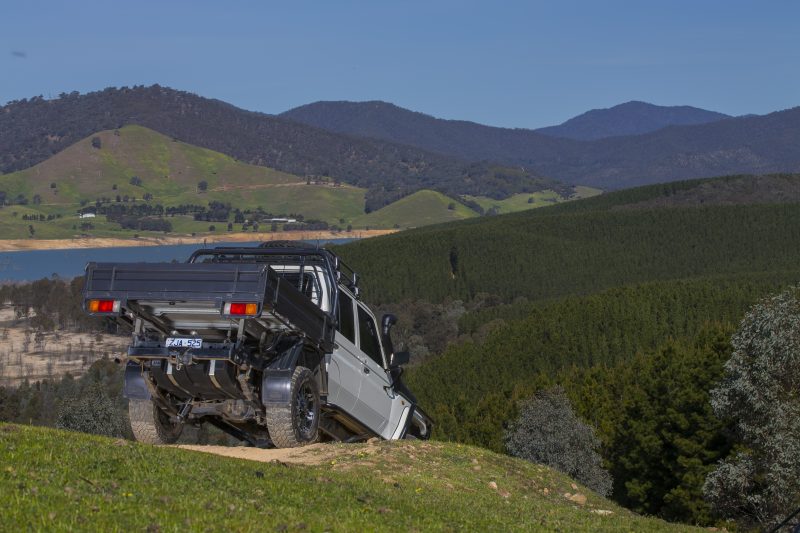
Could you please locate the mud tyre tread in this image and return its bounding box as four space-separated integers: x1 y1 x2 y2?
129 399 183 445
265 366 320 448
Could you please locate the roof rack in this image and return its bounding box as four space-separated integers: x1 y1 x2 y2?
187 243 361 294
257 240 310 249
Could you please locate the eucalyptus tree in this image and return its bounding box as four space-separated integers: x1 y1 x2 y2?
704 286 800 529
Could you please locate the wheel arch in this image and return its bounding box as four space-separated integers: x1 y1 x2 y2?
261 338 325 407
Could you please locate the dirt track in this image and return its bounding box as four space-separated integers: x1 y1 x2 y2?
175 441 380 466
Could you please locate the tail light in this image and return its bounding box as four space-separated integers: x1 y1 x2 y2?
86 299 121 314
223 302 259 317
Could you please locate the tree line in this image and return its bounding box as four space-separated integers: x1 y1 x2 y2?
0 277 109 333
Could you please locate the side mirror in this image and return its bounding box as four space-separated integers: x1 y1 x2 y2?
391 351 410 367
382 314 399 367
381 313 397 337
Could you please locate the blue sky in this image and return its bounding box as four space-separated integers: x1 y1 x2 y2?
2 1 798 128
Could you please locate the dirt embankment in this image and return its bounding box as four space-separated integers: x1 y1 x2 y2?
0 229 396 252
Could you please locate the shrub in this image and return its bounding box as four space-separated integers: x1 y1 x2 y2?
505 386 612 496
56 382 127 438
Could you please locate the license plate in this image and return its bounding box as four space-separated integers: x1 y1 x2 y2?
165 337 203 349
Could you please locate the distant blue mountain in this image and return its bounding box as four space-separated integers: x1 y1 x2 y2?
282 99 800 190
535 100 731 140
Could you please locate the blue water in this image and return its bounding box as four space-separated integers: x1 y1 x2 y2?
0 238 352 282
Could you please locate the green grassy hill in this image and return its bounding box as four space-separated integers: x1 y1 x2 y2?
0 424 693 532
353 190 479 228
464 186 601 215
0 125 368 238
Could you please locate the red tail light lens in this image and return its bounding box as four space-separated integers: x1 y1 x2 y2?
223 302 258 316
87 299 121 313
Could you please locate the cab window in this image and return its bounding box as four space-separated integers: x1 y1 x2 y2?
357 305 383 367
337 291 356 343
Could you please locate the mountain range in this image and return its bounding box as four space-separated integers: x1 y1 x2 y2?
0 87 560 211
3 85 800 194
282 100 800 189
281 100 731 143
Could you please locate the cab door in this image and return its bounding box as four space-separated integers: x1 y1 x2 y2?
327 290 361 412
351 304 395 436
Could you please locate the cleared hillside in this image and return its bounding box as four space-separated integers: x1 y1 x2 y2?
0 125 372 238
0 124 365 219
464 187 600 215
353 190 478 228
0 424 693 531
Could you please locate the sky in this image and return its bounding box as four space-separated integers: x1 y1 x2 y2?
1 0 799 129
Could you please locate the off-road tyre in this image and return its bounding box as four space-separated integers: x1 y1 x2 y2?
265 366 320 448
128 399 183 445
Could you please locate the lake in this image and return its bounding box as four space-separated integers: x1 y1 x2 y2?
0 239 352 282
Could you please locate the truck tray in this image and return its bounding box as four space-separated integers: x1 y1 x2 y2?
84 261 335 351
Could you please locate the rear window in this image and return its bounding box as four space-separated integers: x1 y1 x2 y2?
358 306 383 367
338 291 356 343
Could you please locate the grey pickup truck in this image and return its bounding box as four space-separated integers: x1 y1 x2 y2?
83 241 431 447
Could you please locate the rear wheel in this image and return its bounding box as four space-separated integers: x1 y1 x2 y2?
265 366 320 448
129 399 183 444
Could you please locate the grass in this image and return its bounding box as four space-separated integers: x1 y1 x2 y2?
572 185 604 199
353 190 479 229
0 423 695 532
463 187 602 215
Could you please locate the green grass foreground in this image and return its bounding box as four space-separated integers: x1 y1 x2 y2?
0 424 695 532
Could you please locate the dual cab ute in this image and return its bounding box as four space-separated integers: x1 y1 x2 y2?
83 241 431 447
